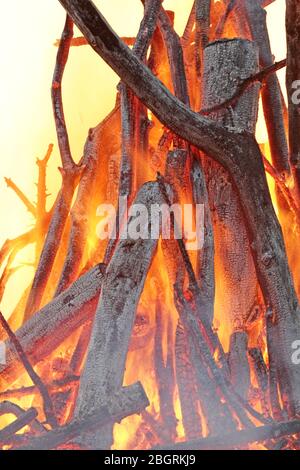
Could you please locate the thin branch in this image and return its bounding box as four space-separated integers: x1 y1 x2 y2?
0 310 58 428
52 15 77 170
55 36 136 47
4 177 36 217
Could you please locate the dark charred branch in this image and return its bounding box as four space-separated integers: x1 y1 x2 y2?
175 320 202 439
248 347 270 417
240 0 289 175
286 0 300 202
158 9 190 107
0 401 45 435
0 408 39 445
181 1 195 48
215 0 237 38
191 153 215 324
0 311 58 428
51 15 76 171
154 300 177 441
25 15 83 318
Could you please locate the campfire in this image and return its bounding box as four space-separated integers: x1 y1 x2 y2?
1 0 300 451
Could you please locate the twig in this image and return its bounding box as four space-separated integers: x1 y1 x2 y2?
200 59 287 115
4 178 36 217
0 311 58 428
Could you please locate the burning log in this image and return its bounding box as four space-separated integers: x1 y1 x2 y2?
154 300 177 441
240 0 289 176
228 332 250 401
157 418 300 451
174 286 253 430
248 347 269 417
286 0 300 202
175 321 202 439
14 382 149 450
201 38 259 334
191 154 215 324
73 181 174 448
0 263 106 387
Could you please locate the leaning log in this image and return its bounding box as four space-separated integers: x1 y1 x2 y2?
73 181 173 449
202 38 259 333
0 264 106 387
15 382 149 450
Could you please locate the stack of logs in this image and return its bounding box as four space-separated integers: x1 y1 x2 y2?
1 0 300 450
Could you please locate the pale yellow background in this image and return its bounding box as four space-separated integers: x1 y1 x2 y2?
0 0 286 315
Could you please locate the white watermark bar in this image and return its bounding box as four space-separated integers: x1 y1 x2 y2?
96 197 205 251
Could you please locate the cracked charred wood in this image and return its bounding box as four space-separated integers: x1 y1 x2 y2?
228 332 250 401
161 148 187 288
286 0 300 202
157 418 300 451
154 300 177 441
248 347 270 417
191 154 215 324
175 286 253 429
16 382 149 450
202 38 259 333
158 9 190 107
174 288 237 434
266 309 284 420
175 320 202 439
194 0 211 109
240 0 289 176
0 264 106 388
58 0 300 415
73 181 173 449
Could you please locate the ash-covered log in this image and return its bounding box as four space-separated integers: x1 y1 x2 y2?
14 382 149 450
0 264 106 387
